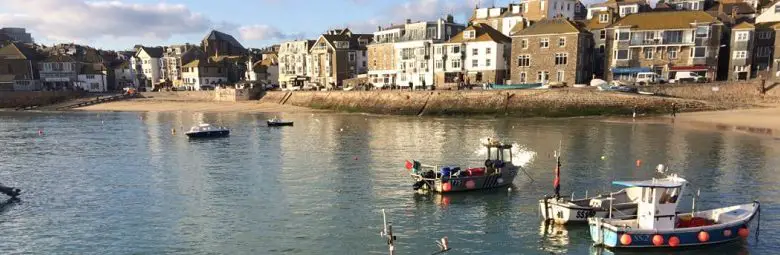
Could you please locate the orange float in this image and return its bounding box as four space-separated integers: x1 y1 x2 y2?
465 180 476 189
652 234 664 246
668 236 680 247
738 227 749 238
698 231 710 242
620 234 632 245
442 182 452 192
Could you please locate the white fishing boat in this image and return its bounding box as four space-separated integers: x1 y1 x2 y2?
589 173 761 249
406 138 519 193
185 123 230 138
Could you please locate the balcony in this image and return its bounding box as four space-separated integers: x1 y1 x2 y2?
629 38 693 47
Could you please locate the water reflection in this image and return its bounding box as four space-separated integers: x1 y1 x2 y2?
539 222 571 254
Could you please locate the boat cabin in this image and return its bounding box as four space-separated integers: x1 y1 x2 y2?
189 123 224 132
484 139 513 166
612 174 687 231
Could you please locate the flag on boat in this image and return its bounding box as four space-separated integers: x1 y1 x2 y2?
405 160 413 170
554 155 561 198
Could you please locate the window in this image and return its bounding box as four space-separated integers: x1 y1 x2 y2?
599 45 605 54
465 31 476 39
559 37 566 47
775 5 780 13
644 48 653 59
349 52 356 62
519 72 527 83
693 47 706 58
486 59 492 67
537 71 549 82
557 71 565 82
758 47 772 57
600 30 606 39
668 48 678 59
452 46 461 53
143 60 148 64
521 39 528 49
517 55 530 67
90 83 99 90
473 48 479 56
435 60 443 69
472 59 478 67
554 53 568 65
486 48 492 54
759 31 771 39
599 14 609 23
615 49 629 60
736 31 749 41
696 26 710 38
362 61 367 68
335 41 350 48
735 65 748 72
617 31 630 41
540 38 549 48
436 47 442 54
452 59 461 69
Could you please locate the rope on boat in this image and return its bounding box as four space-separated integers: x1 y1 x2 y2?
756 200 761 243
518 165 534 183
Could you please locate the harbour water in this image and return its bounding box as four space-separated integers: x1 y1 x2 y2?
0 111 777 254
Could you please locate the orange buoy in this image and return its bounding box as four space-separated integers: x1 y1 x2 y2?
636 160 642 167
652 234 664 246
698 231 710 242
723 229 732 237
738 227 749 238
668 236 680 247
442 182 452 192
620 234 632 245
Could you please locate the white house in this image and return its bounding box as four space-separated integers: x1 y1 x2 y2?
135 46 164 90
182 58 227 90
757 1 780 23
112 60 138 89
434 23 512 88
76 63 108 92
470 4 528 37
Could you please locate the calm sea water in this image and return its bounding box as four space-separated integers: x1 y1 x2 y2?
0 111 777 255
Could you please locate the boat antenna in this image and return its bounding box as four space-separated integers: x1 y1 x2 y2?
553 140 562 199
379 209 396 255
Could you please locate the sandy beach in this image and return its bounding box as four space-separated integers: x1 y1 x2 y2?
673 106 780 137
76 99 322 113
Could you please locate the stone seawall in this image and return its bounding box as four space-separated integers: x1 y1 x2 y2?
643 81 780 106
140 91 214 101
0 91 84 108
261 88 719 117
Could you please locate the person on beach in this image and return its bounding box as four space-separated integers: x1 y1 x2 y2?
671 103 677 117
632 106 637 119
409 81 413 91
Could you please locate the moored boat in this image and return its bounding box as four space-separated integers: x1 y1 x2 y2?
185 123 230 138
267 117 293 127
406 138 518 193
490 83 543 90
539 154 640 224
588 174 760 249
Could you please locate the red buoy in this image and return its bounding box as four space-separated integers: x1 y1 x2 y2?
620 234 632 245
668 236 680 247
465 180 476 189
636 160 642 167
738 227 749 238
652 234 664 246
723 229 732 237
698 231 710 242
442 182 452 192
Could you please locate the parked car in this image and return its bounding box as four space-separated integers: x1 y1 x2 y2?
669 71 706 83
635 72 666 85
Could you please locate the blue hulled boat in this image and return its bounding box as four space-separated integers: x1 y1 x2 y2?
185 123 230 138
588 174 760 249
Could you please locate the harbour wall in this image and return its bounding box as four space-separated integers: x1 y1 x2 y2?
0 91 84 108
643 81 780 105
259 88 719 117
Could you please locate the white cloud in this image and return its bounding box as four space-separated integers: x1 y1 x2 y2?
0 0 216 43
346 0 479 34
238 24 298 41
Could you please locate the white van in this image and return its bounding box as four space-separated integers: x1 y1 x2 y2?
670 71 706 83
635 72 665 85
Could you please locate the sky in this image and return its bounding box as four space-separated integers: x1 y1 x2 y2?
0 0 533 51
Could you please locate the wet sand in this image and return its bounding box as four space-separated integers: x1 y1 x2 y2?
603 106 780 137
76 99 323 113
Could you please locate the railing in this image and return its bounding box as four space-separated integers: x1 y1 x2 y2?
629 39 692 46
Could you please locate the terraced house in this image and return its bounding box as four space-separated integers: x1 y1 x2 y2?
604 11 724 81
392 16 464 89
510 18 593 85
433 23 512 89
278 40 315 90
309 29 372 89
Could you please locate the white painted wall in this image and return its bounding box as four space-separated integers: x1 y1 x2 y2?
77 74 107 92
464 41 505 72
394 40 435 88
547 0 577 19
501 16 525 36
757 2 780 23
587 7 609 19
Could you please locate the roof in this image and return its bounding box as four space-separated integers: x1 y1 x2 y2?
320 33 373 50
590 0 648 8
202 30 245 50
0 43 40 60
513 18 587 36
110 60 131 69
733 21 756 30
609 11 720 30
182 59 221 68
756 21 780 29
138 46 164 58
0 74 14 83
81 63 106 75
43 54 75 62
447 23 511 43
707 2 756 15
585 11 614 30
612 176 687 188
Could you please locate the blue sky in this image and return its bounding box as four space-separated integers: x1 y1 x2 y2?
0 0 516 50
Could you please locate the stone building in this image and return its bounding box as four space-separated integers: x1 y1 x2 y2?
278 40 315 90
604 11 723 82
510 18 593 85
585 9 618 78
309 29 372 89
728 22 755 80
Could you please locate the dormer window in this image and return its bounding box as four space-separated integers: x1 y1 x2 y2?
335 41 350 49
464 30 476 39
599 14 609 23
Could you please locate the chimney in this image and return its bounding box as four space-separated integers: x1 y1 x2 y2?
731 7 738 20
406 19 412 24
377 26 382 31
